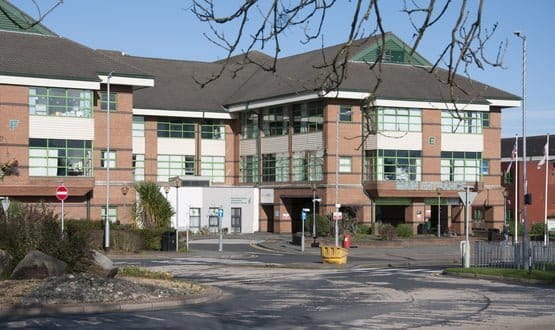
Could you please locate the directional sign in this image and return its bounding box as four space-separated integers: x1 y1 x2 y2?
458 191 477 206
301 212 307 221
56 185 68 201
333 211 343 221
217 208 224 218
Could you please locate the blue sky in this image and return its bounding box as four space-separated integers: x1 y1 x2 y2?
12 0 554 138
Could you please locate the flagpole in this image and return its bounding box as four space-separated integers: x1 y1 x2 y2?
514 134 519 244
544 134 549 246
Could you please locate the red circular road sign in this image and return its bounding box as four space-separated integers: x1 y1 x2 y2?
56 185 68 201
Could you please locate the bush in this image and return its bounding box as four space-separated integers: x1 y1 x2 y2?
357 224 371 235
304 214 331 237
379 223 396 240
396 224 414 238
138 227 169 250
111 230 143 252
530 223 545 239
0 203 93 273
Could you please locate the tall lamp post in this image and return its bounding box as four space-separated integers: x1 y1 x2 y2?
436 188 442 237
514 31 530 270
311 185 321 248
335 108 351 247
104 71 113 252
172 177 180 252
121 186 129 222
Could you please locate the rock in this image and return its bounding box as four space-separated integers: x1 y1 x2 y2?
86 250 118 278
0 249 13 278
10 250 67 280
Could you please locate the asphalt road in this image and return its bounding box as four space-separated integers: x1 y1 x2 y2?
2 241 554 329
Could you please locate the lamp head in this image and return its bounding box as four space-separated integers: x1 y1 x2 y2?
513 31 521 37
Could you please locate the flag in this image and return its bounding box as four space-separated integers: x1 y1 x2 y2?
505 138 518 175
537 140 548 169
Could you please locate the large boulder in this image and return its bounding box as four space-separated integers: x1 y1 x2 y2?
0 249 12 278
10 250 68 280
85 250 118 278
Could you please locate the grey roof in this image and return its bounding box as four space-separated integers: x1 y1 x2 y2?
0 31 152 82
99 51 259 112
502 135 554 158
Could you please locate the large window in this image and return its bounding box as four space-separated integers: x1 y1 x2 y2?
376 107 421 132
157 120 195 138
132 116 144 137
292 150 323 181
441 111 489 134
157 154 195 181
240 155 259 183
28 138 92 177
441 151 482 182
201 121 225 140
132 154 145 181
99 92 117 111
241 111 258 140
262 153 289 182
190 208 201 229
29 87 92 118
365 149 421 181
262 107 289 136
293 102 323 134
201 156 225 183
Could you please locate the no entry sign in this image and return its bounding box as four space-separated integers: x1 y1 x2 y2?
56 185 68 201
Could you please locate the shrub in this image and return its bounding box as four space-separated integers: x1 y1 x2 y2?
396 224 414 238
111 230 143 252
356 224 371 235
530 223 545 240
304 214 331 237
135 181 174 229
379 223 396 240
138 227 169 250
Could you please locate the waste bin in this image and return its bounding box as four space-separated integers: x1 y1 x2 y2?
291 232 302 246
342 234 352 249
487 228 500 241
161 230 176 251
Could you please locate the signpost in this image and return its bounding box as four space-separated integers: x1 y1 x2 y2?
301 208 310 252
56 185 68 233
458 187 477 268
218 208 224 252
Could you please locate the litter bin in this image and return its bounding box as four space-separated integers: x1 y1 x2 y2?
488 228 500 241
342 234 352 249
161 230 176 251
291 232 302 246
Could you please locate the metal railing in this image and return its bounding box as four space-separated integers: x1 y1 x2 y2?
470 241 555 271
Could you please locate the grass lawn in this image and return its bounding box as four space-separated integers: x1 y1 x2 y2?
445 267 555 283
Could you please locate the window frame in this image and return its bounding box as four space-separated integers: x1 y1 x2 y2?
440 151 482 182
339 156 352 173
101 206 118 223
364 149 422 181
293 102 323 134
157 154 195 182
157 120 195 139
28 138 93 177
99 91 117 111
189 208 201 229
101 150 116 168
132 153 145 181
29 87 93 118
377 107 421 132
201 155 225 183
339 105 352 122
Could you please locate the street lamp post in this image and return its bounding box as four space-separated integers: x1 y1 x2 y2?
335 108 351 247
514 31 531 270
436 188 442 237
311 186 321 248
121 186 129 222
104 71 113 252
173 177 180 252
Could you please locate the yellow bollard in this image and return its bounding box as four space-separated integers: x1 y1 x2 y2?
320 246 348 264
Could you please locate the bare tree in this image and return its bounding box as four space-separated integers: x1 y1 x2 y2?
0 0 63 30
191 0 506 142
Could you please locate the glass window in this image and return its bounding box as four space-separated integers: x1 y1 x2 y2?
262 153 290 182
201 156 225 183
208 207 219 233
101 150 116 168
132 116 145 137
241 111 258 140
29 138 92 177
240 155 259 183
339 105 352 122
101 206 117 223
339 157 352 173
157 119 195 138
364 149 421 181
292 150 323 182
132 154 145 181
157 154 195 182
99 91 117 111
293 102 323 134
262 107 289 136
441 151 482 182
190 208 201 229
441 110 489 134
376 107 421 132
201 121 225 140
29 87 92 118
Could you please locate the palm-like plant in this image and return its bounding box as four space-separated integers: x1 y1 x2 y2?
134 182 174 228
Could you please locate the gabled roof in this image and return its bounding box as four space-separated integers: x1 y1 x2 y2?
0 0 56 35
0 30 153 85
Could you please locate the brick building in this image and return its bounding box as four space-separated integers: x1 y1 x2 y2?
0 1 520 235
